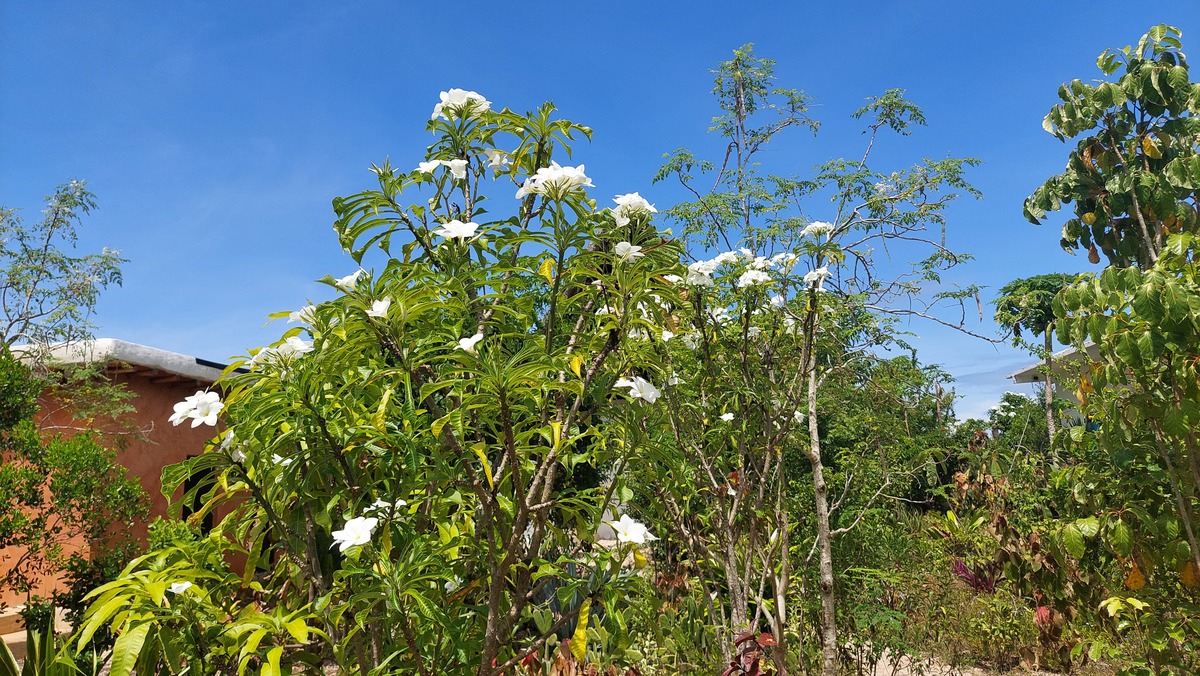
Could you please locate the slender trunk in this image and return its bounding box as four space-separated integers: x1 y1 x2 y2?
806 333 838 676
770 458 791 675
1154 426 1200 576
1043 331 1056 444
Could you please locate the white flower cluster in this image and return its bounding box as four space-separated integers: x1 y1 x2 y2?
680 249 801 289
803 266 831 291
800 221 835 237
431 89 490 121
614 376 661 404
611 193 657 227
169 390 223 428
606 513 657 544
515 161 594 199
416 158 470 182
288 304 318 325
433 219 479 241
247 336 314 369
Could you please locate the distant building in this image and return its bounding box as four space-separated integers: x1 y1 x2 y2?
1 339 231 609
1006 343 1101 422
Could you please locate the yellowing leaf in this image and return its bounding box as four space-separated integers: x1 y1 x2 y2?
633 547 649 569
538 258 557 283
569 354 584 379
1143 135 1163 159
1082 212 1097 225
571 597 591 662
472 442 494 489
1125 561 1146 590
1182 560 1198 589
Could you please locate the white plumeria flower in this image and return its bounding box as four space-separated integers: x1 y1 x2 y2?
288 305 318 324
219 430 245 463
801 221 834 237
335 269 366 291
737 269 772 288
611 192 657 227
277 336 314 358
367 298 392 318
416 160 444 174
709 306 733 325
445 158 469 181
719 412 735 422
614 241 644 263
746 326 762 338
681 332 700 349
331 516 378 553
666 372 684 386
661 329 675 342
367 498 407 515
728 486 737 497
431 89 490 120
433 219 479 241
803 266 831 291
771 252 799 267
515 161 594 199
749 256 773 270
614 376 661 404
769 295 787 309
685 267 715 286
271 453 295 468
444 576 463 593
712 251 741 266
484 149 508 172
689 259 719 276
169 390 224 428
662 274 682 284
168 581 193 594
606 514 657 544
458 332 484 353
793 410 805 423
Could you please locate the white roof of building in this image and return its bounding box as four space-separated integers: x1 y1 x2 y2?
14 338 228 384
1006 343 1100 384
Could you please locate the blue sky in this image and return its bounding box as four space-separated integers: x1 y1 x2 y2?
2 2 1197 419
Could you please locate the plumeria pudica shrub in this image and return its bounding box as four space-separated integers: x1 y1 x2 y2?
76 90 685 675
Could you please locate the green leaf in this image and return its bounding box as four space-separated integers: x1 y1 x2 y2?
1076 516 1100 538
1062 523 1086 559
262 646 283 676
1108 519 1134 557
109 622 152 676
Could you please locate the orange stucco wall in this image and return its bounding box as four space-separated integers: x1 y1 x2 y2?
0 370 217 607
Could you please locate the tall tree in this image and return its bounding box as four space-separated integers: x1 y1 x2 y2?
994 273 1076 442
656 44 983 675
0 181 125 353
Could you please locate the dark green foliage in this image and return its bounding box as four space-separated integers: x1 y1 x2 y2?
993 273 1077 345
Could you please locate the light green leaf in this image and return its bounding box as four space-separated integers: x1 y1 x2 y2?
109 622 152 676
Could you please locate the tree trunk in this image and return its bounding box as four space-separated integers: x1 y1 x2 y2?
1043 331 1056 443
806 342 838 676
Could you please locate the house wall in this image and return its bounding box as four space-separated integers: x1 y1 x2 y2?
0 370 216 607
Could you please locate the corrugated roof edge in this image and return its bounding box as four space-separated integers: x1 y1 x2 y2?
13 338 228 384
